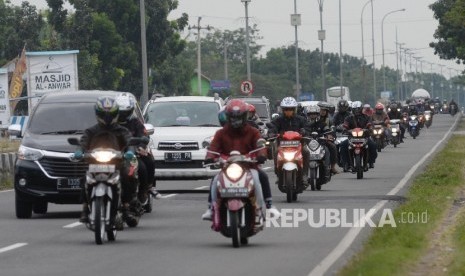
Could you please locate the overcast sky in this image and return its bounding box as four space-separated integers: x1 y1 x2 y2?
11 0 463 79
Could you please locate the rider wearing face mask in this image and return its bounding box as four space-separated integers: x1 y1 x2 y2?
202 99 280 221
339 101 378 171
317 102 339 174
268 97 309 187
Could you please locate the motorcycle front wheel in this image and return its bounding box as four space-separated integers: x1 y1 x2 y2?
355 155 363 179
229 210 240 248
284 170 296 203
94 197 106 245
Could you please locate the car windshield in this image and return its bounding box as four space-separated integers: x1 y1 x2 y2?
251 103 269 120
144 101 221 127
28 102 97 135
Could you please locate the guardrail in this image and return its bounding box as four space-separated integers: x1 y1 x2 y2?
0 153 16 174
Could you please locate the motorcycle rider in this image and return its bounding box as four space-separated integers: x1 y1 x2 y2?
340 101 378 171
304 105 331 180
408 103 419 116
317 102 339 174
371 103 391 141
449 99 458 114
387 102 405 142
268 97 308 186
333 99 352 130
202 99 280 220
246 103 263 129
115 93 156 206
78 96 138 227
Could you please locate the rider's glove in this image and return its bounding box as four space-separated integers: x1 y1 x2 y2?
73 150 83 160
256 155 267 164
205 158 215 164
124 151 135 160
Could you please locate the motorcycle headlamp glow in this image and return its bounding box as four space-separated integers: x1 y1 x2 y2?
308 140 320 151
91 151 117 163
425 115 431 120
283 151 296 161
351 130 364 137
392 128 398 133
225 163 244 181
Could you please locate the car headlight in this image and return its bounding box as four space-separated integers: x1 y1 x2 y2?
202 136 213 149
283 151 296 161
225 163 244 181
91 150 117 163
18 145 44 161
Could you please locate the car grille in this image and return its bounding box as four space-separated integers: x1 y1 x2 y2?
155 160 204 169
39 157 88 178
158 142 199 151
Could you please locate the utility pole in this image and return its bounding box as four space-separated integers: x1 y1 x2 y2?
190 17 211 95
439 64 445 101
318 0 326 99
139 0 148 106
291 0 301 99
242 0 252 81
223 34 229 80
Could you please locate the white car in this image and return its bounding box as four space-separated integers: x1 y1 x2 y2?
143 96 223 180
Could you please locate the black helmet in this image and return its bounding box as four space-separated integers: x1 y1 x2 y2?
338 100 349 112
95 96 119 127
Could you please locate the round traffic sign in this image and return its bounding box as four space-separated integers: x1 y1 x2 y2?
240 80 254 95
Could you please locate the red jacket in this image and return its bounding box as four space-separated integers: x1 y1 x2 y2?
206 123 267 160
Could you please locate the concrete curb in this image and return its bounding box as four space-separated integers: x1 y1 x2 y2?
0 153 17 174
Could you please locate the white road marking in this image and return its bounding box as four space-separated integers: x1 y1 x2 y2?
160 193 177 199
0 243 28 254
63 222 82 228
194 186 209 190
308 115 461 276
0 189 13 193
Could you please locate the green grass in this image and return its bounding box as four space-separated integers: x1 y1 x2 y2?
0 173 13 190
339 133 465 275
448 196 465 275
0 138 20 153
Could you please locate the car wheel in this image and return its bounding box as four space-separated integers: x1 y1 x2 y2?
16 193 33 219
33 201 48 214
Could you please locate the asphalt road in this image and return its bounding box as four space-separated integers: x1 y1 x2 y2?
0 114 459 276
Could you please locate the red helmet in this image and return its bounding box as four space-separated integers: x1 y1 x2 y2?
225 99 248 128
375 103 384 110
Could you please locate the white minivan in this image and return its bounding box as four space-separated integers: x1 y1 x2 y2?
143 95 223 180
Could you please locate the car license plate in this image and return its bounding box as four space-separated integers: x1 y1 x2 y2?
57 178 82 190
164 152 192 162
219 187 249 198
88 164 115 173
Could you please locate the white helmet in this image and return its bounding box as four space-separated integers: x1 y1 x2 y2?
280 97 298 108
305 105 320 114
351 101 362 109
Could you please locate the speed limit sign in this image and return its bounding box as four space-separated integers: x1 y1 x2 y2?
240 80 254 95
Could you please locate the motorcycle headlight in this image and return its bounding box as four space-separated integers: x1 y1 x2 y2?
392 128 398 133
352 130 364 137
91 150 117 163
225 163 244 181
425 115 431 120
308 140 320 151
283 151 296 161
202 136 213 149
18 145 44 161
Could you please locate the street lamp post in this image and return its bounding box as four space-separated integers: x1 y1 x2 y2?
317 0 325 99
360 0 372 100
190 17 211 96
339 0 343 91
291 0 301 99
242 0 252 81
371 0 376 103
381 8 405 92
439 64 445 100
139 0 148 106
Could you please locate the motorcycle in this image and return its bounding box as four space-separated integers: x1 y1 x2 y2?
450 105 458 116
68 137 143 245
207 148 265 248
348 128 369 179
417 113 426 129
306 131 331 191
389 119 401 147
335 131 349 169
424 110 433 128
274 131 306 203
408 115 420 139
441 103 449 114
371 120 387 152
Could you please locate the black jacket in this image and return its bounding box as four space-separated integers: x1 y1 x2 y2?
80 123 132 151
269 114 306 135
333 111 351 127
119 117 147 148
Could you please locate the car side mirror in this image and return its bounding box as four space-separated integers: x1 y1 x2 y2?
144 123 155 135
8 124 22 138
